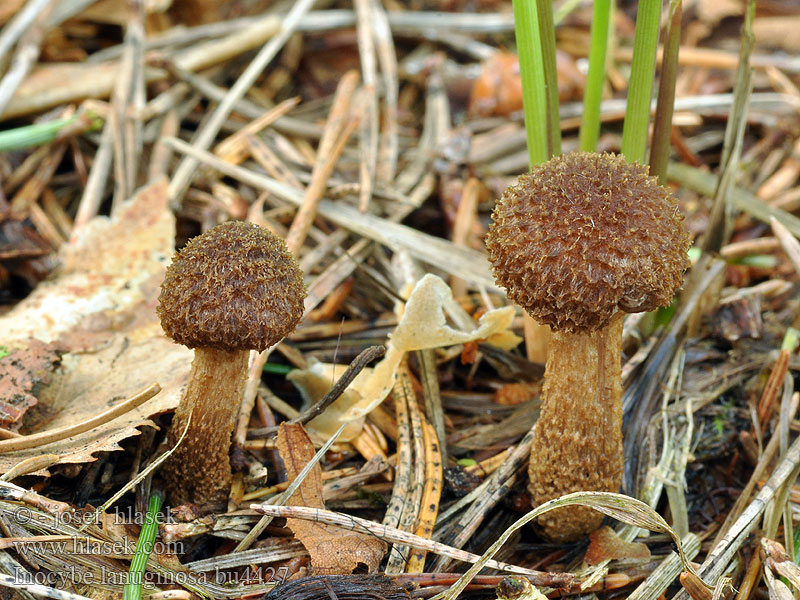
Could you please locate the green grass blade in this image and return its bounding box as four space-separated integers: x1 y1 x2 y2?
621 0 663 163
536 0 562 157
513 0 549 166
649 0 682 183
0 111 102 151
123 493 163 600
579 0 612 152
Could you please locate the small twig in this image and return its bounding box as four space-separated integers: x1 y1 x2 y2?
432 425 534 572
371 0 399 184
73 116 114 231
0 0 51 59
285 70 360 255
248 345 385 438
0 455 59 480
354 0 378 212
0 384 161 453
771 216 800 276
111 0 146 211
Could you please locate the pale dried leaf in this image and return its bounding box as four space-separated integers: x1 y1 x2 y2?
340 274 519 423
0 182 191 473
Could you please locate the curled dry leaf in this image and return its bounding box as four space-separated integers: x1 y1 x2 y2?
584 525 651 565
288 274 520 440
276 423 386 574
0 181 191 474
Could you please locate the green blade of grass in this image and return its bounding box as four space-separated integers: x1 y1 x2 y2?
513 0 549 166
649 0 682 183
620 0 662 163
579 0 612 152
0 111 102 151
536 0 562 157
123 492 162 600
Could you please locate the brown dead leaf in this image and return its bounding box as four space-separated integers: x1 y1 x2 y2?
584 526 651 565
0 181 192 474
0 339 61 429
277 423 386 574
468 52 522 117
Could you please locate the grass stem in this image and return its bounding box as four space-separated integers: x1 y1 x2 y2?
649 0 682 183
122 492 163 600
513 0 549 166
620 0 662 163
579 0 611 152
536 0 562 157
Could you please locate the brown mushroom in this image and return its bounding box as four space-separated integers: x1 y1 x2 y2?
157 221 305 506
486 152 690 541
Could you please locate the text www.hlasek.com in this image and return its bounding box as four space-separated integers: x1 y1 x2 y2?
13 537 181 557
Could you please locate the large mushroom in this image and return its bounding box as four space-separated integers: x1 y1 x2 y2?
486 152 690 541
157 221 305 507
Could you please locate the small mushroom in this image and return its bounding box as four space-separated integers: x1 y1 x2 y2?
486 152 690 541
157 221 305 506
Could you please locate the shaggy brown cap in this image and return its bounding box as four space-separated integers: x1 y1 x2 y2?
486 152 690 333
158 221 305 351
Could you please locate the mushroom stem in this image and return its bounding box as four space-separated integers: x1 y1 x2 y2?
527 313 624 541
164 347 250 506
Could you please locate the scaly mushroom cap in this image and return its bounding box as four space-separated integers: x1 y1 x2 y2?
158 221 305 351
486 152 691 333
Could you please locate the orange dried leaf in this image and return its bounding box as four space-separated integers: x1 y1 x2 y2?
679 571 713 600
276 423 386 574
460 341 479 364
584 525 651 565
468 52 523 117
